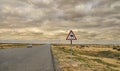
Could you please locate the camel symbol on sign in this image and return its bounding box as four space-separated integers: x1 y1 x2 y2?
66 30 77 40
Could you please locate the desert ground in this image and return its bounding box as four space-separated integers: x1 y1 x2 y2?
51 44 120 71
0 43 120 71
0 43 42 49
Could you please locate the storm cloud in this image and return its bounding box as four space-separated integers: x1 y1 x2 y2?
0 0 120 41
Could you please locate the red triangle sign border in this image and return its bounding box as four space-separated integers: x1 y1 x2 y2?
66 30 77 40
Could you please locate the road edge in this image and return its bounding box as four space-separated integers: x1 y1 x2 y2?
50 45 61 71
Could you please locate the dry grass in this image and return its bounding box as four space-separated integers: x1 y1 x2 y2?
0 43 42 49
51 44 120 71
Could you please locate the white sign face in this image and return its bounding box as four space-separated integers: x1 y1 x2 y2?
66 30 77 40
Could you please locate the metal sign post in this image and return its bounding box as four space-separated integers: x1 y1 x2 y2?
70 40 72 56
66 30 77 58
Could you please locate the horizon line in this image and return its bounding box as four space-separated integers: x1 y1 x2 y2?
0 39 120 44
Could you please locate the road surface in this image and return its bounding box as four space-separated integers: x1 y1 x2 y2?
0 44 54 71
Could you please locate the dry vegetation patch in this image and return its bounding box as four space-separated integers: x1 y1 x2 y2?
51 44 120 71
0 43 42 49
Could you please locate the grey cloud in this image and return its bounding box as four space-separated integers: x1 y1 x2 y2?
0 0 120 41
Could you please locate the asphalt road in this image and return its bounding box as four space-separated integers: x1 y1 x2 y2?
0 44 54 71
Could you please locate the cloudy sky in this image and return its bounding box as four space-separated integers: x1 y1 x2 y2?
0 0 120 41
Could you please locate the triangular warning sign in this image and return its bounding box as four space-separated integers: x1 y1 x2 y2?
66 30 77 40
